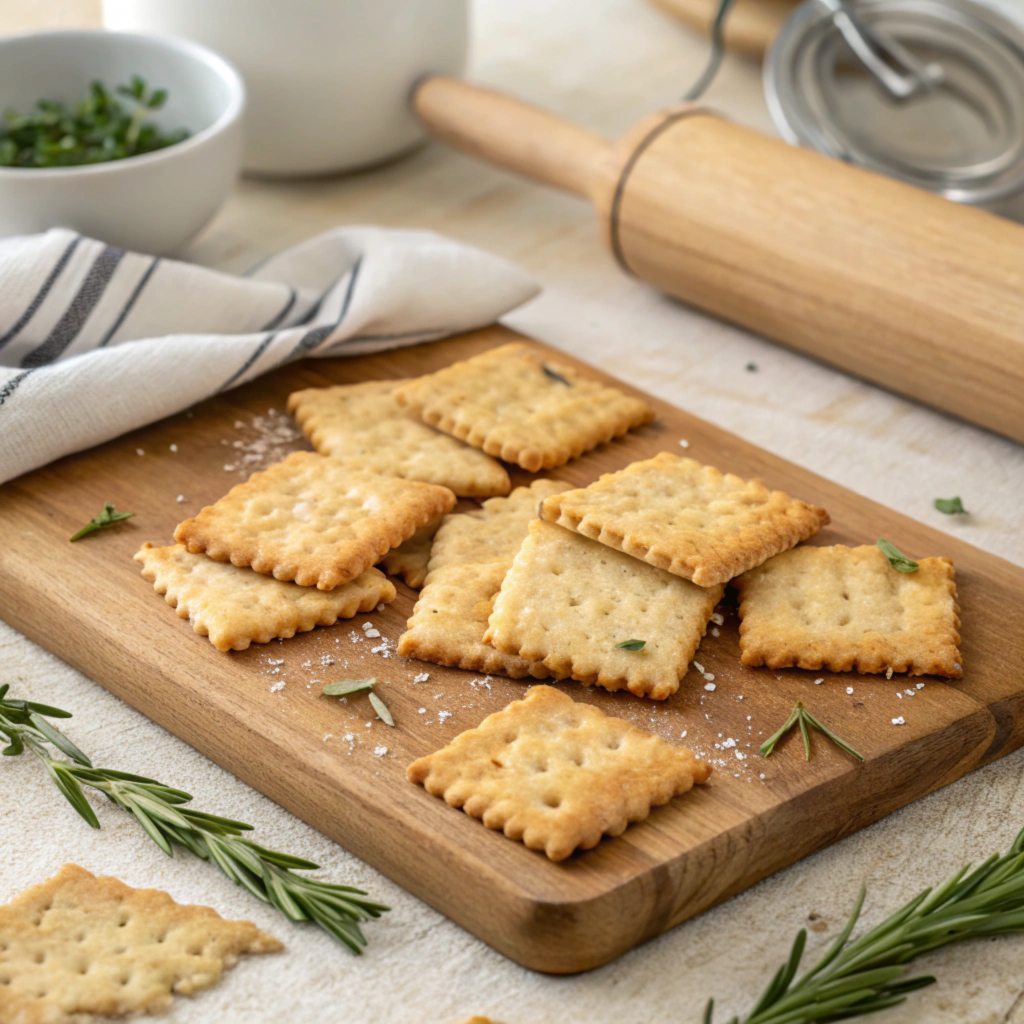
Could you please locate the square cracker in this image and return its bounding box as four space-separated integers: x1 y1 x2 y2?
407 685 711 862
135 542 396 652
397 480 569 678
484 520 724 700
0 863 279 1023
540 452 830 587
392 342 653 472
734 543 962 677
287 380 510 498
378 516 442 590
174 451 455 590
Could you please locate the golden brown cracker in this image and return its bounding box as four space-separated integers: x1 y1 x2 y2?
392 342 653 472
379 517 442 590
0 863 279 1023
135 543 395 651
484 520 723 700
397 481 569 678
287 380 510 498
174 451 455 590
407 686 710 861
540 452 829 587
734 543 962 677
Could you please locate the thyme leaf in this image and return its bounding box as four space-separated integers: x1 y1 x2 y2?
70 502 135 541
322 678 376 697
615 639 646 651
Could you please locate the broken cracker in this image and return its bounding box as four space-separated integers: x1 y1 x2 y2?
0 863 279 1024
287 380 510 498
135 542 396 651
379 516 442 590
392 342 653 472
540 452 829 587
407 685 710 861
734 543 962 677
484 520 723 699
174 451 455 590
397 480 569 678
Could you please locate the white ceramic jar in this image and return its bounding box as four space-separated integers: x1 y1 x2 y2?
102 0 469 177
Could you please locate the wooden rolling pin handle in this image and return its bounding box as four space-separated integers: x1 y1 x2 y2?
412 76 611 199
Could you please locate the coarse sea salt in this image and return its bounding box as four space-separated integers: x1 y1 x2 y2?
169 444 178 452
373 746 388 757
814 678 824 685
711 627 720 637
704 682 716 692
886 667 894 680
418 708 427 714
892 716 905 726
710 612 725 626
846 687 854 695
438 710 452 723
413 672 430 683
679 439 690 448
269 681 285 693
364 628 381 639
176 494 185 503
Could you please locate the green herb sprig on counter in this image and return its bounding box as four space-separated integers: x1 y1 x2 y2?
760 701 863 763
615 639 646 651
0 684 388 952
934 497 967 515
704 822 1024 1023
0 76 188 169
876 539 918 574
70 502 135 541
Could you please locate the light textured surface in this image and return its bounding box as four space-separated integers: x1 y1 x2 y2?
4 1 1024 1023
539 452 829 586
485 520 724 699
407 686 710 861
287 381 510 498
734 544 962 677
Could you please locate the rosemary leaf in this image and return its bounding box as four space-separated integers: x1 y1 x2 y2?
542 364 572 386
934 497 967 515
368 691 394 727
759 701 863 762
323 678 376 697
615 639 646 651
877 539 919 573
70 502 135 541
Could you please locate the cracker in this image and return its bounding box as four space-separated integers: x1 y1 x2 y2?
287 380 510 498
135 543 396 652
0 863 279 1023
407 685 710 861
392 342 654 472
484 520 723 700
734 543 962 677
397 481 570 678
540 452 830 587
174 451 455 590
379 516 442 590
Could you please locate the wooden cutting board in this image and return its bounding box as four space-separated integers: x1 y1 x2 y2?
1 325 1022 974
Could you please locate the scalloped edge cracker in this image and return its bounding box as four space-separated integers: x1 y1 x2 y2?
397 481 569 678
540 452 830 587
287 380 510 498
174 451 455 590
734 543 962 677
484 520 723 699
392 342 653 472
379 516 443 590
135 543 396 651
407 686 711 861
0 863 279 1024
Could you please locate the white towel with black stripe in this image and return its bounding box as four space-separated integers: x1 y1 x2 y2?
0 226 539 486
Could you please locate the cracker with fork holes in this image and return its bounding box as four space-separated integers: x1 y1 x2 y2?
392 342 653 472
287 380 510 497
407 685 711 861
540 452 829 587
135 542 395 651
397 480 570 678
734 543 962 677
174 451 455 590
0 863 279 1024
484 520 723 699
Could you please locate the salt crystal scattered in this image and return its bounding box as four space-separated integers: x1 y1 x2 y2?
365 722 372 728
679 439 690 448
680 730 688 739
361 622 373 632
438 710 452 723
693 661 705 674
814 678 824 685
176 494 185 502
916 682 925 689
905 689 916 697
234 420 244 428
703 672 715 683
759 773 766 779
897 692 903 699
846 686 854 695
373 746 388 757
413 672 430 683
169 444 178 452
267 658 284 666
710 612 725 626
364 628 381 639
704 682 716 691
377 603 385 612
746 715 752 721
269 681 285 693
735 751 746 760
886 667 894 680
892 716 905 726
343 733 353 742
711 627 720 637
223 464 236 471
418 708 427 714
736 695 744 701
322 733 333 742
135 448 144 456
722 738 736 748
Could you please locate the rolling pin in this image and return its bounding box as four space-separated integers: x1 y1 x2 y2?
413 77 1024 445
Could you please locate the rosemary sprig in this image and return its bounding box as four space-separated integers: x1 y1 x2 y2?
70 502 135 541
0 684 388 952
760 701 864 762
705 822 1024 1023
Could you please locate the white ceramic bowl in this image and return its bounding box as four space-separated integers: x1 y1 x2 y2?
0 30 245 254
103 0 468 177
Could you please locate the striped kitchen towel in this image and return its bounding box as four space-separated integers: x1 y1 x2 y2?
0 225 539 486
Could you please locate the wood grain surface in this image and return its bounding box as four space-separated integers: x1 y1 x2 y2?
1 326 1022 973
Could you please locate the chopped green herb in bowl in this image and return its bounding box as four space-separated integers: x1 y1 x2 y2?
0 76 188 169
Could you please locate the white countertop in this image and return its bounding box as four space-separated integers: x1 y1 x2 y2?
3 1 1024 1022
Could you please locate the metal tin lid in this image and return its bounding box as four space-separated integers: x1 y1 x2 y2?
764 0 1024 203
